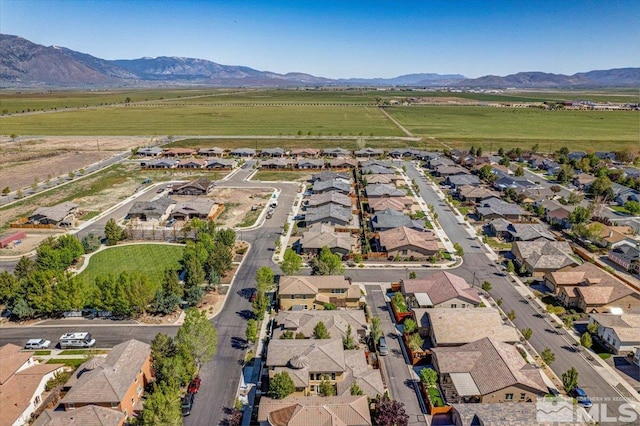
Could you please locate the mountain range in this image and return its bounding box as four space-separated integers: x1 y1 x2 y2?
1 34 638 89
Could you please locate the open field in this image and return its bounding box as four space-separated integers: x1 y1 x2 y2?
167 137 415 151
78 244 184 287
0 105 402 136
253 170 312 182
387 106 639 150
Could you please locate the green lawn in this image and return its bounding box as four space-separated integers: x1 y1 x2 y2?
387 106 638 150
47 358 86 368
59 349 110 355
79 244 184 287
610 206 630 215
33 350 51 355
1 104 402 136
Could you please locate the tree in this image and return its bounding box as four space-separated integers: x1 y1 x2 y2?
206 244 233 278
481 281 492 292
515 166 524 177
311 246 344 275
16 188 23 199
403 318 417 334
550 185 562 194
175 308 218 368
255 266 275 292
562 367 579 391
567 192 584 205
374 395 409 426
506 310 516 321
563 316 574 329
0 272 19 303
476 146 483 157
531 143 539 154
141 383 182 426
14 256 35 280
498 147 504 156
246 318 258 343
408 271 417 279
269 371 296 399
81 233 101 253
589 175 613 199
505 260 515 274
477 164 494 181
11 297 35 319
568 206 591 225
587 322 599 335
556 164 574 184
1 186 9 196
104 218 123 246
370 317 383 344
215 228 236 247
624 200 640 215
407 332 424 352
252 291 270 321
350 382 364 395
420 367 438 387
453 243 464 257
343 324 355 350
521 328 533 340
313 321 331 339
580 332 592 349
281 248 303 275
541 347 555 366
319 375 336 396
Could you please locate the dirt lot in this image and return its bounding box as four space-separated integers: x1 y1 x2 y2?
0 229 64 256
212 187 273 227
0 136 150 192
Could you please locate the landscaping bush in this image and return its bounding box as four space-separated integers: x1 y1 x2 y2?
428 387 444 407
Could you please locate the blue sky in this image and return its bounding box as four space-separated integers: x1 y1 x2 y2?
1 0 638 78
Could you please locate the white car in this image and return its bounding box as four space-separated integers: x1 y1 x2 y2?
25 339 51 350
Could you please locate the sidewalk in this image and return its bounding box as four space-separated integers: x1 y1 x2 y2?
239 313 271 425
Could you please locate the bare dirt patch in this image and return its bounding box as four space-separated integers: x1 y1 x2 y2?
0 136 149 191
211 187 272 228
0 230 63 256
197 290 226 320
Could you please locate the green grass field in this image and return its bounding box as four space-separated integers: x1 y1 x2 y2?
1 104 402 136
78 244 184 287
387 106 638 150
47 358 86 368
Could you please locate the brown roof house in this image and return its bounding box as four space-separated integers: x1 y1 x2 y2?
278 276 362 311
170 178 215 196
297 223 356 256
176 158 207 169
367 197 413 213
0 344 64 426
273 310 368 344
170 199 217 221
412 308 520 347
432 337 547 404
61 339 152 419
266 339 384 398
257 395 371 426
28 202 78 227
377 226 442 260
34 405 126 426
401 271 480 309
511 240 578 277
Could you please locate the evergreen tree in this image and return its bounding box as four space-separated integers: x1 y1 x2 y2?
104 218 123 246
176 308 218 368
14 256 35 280
246 318 258 343
281 248 303 275
319 375 336 396
141 383 182 426
269 371 296 399
562 367 579 391
313 321 331 339
343 324 355 349
0 271 19 303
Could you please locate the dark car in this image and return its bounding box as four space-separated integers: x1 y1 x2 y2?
181 393 195 416
569 387 592 408
188 376 201 394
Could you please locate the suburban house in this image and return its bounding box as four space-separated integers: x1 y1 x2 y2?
548 263 640 312
230 148 256 157
328 157 358 169
170 178 215 196
260 147 286 157
608 243 640 274
137 146 163 156
162 148 195 157
588 313 640 354
273 310 368 342
427 157 454 169
198 147 225 157
432 337 547 404
487 218 512 240
61 340 153 418
278 275 361 311
362 174 396 185
312 179 352 195
354 148 384 158
323 148 352 157
364 184 406 198
206 158 237 169
446 174 480 189
573 173 596 190
257 395 372 426
307 191 353 209
371 208 424 232
435 165 469 177
412 308 520 347
493 176 538 191
534 199 575 229
455 185 499 203
475 198 530 221
584 222 630 249
128 197 175 222
170 199 217 221
511 240 578 277
265 339 384 398
400 271 480 309
34 405 126 426
291 148 320 158
367 197 413 213
614 186 640 206
450 402 583 426
296 158 324 169
377 226 441 259
505 223 555 242
296 223 355 256
0 344 64 426
28 202 79 227
311 171 350 182
305 203 354 227
141 158 177 169
261 158 294 169
176 158 207 169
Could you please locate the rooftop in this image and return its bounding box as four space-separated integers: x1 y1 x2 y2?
401 271 480 306
258 395 371 426
378 226 441 253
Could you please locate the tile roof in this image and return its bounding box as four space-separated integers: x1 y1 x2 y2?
433 337 547 396
268 339 346 373
279 276 351 296
0 343 31 385
415 308 520 345
33 405 125 426
378 226 441 253
274 310 366 341
258 395 371 426
458 185 499 200
62 340 150 405
401 271 480 306
363 174 394 184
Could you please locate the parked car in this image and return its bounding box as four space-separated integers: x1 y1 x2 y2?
181 393 195 416
378 337 389 356
156 187 165 193
188 377 201 394
25 339 51 350
569 387 592 408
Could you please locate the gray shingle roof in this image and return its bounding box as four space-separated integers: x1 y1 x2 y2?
312 179 352 194
308 191 352 208
477 197 528 218
364 184 406 197
306 203 352 225
371 209 424 231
